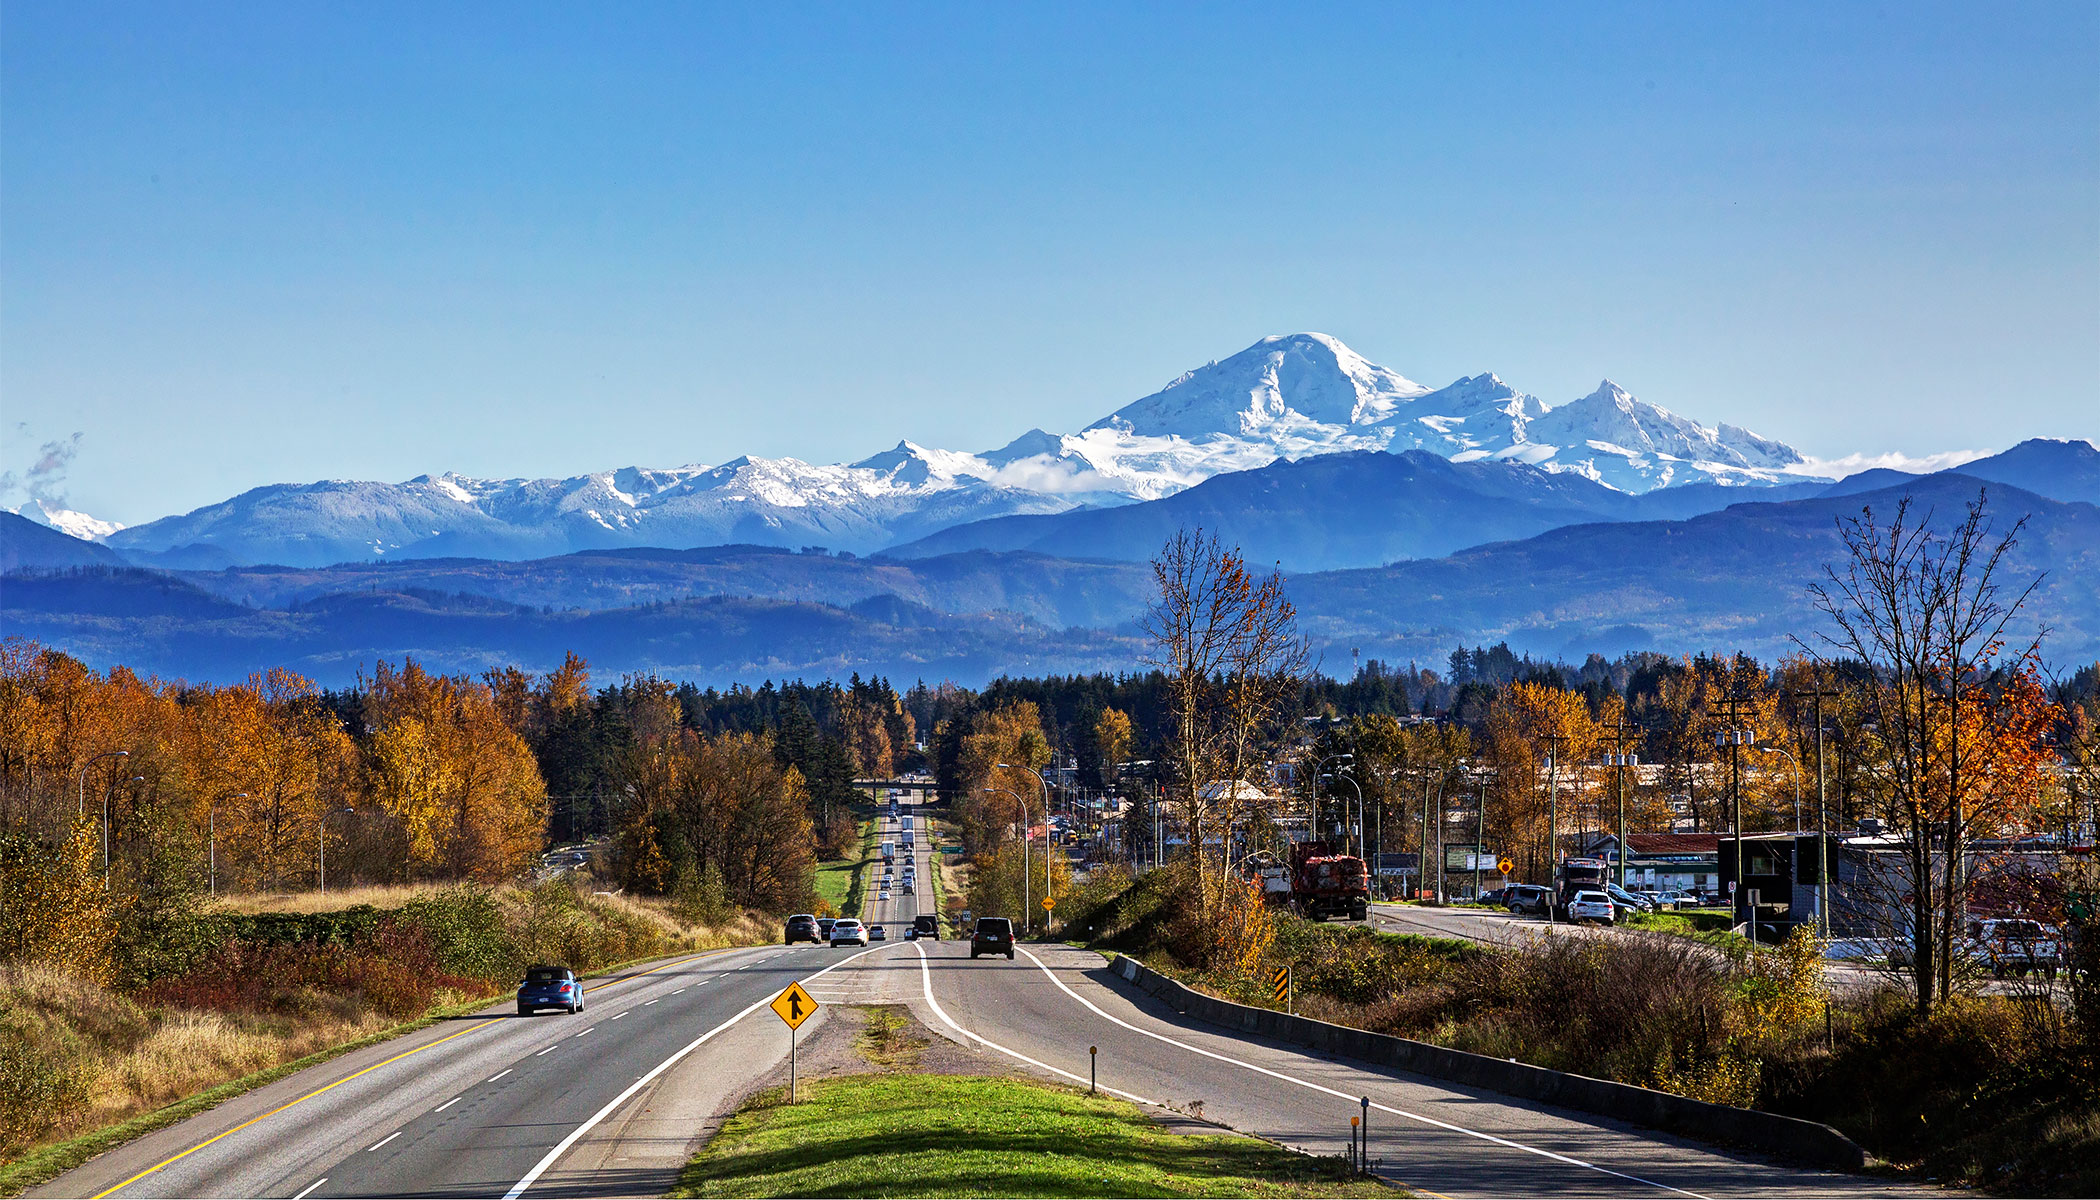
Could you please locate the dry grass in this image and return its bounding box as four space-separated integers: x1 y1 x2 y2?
0 964 392 1160
209 884 446 915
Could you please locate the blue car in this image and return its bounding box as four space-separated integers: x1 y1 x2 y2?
517 964 585 1015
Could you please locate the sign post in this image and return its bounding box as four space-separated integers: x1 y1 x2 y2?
771 981 818 1101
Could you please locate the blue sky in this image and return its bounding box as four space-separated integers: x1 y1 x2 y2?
3 2 2095 526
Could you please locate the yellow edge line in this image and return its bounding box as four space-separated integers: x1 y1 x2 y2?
90 1019 495 1199
89 944 757 1198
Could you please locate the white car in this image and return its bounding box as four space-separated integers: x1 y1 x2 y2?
830 919 869 946
1567 890 1616 925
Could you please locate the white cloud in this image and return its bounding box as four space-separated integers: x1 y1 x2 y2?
987 456 1127 495
1788 448 1993 479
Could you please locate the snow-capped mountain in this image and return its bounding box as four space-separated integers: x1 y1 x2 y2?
14 499 125 542
103 332 1813 568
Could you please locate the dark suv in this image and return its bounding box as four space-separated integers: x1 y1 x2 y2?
784 913 821 944
517 964 584 1015
970 917 1015 960
913 913 939 941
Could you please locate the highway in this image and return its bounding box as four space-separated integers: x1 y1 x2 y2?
43 791 1931 1198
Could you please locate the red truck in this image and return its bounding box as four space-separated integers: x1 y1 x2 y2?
1289 842 1371 921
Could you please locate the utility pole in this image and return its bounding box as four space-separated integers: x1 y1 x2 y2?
1601 721 1640 889
1541 733 1567 924
1790 683 1842 938
1714 693 1757 930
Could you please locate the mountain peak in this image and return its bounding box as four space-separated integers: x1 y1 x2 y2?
1087 332 1428 440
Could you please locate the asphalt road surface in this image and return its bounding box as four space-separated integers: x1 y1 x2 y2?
45 793 1933 1198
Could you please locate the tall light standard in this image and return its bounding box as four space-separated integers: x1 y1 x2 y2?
996 764 1055 929
1321 768 1364 858
1760 746 1803 832
77 749 130 817
983 785 1035 934
318 806 354 894
1790 684 1841 938
1313 753 1354 845
208 791 249 897
1602 721 1641 889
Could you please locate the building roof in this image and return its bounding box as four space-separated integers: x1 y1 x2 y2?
1580 832 1722 855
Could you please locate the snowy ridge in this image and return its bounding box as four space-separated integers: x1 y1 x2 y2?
102 332 1814 567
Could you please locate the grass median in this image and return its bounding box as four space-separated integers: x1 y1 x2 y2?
672 1073 1395 1198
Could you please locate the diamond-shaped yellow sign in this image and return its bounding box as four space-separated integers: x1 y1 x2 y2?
771 981 818 1030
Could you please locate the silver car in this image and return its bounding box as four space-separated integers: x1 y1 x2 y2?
830 918 869 946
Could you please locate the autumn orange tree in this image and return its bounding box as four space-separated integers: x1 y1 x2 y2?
1811 490 2056 1015
362 659 547 884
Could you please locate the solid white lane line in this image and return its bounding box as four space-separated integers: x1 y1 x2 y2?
433 1097 461 1112
909 944 1156 1105
290 1178 327 1200
366 1131 401 1152
502 945 883 1199
489 1069 512 1082
1015 947 1709 1200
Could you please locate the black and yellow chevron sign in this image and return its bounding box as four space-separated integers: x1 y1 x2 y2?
1270 966 1290 1003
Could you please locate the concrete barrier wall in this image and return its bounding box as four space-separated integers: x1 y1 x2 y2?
1109 955 1867 1171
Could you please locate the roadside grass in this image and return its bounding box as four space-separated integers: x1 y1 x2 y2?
671 1073 1395 1199
0 900 770 1197
814 814 877 918
1619 911 1750 952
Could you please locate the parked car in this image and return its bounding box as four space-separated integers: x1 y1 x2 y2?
1972 919 2059 977
1476 886 1512 907
1505 884 1552 916
914 914 940 941
517 964 585 1015
1604 882 1655 917
830 918 869 946
970 916 1016 959
869 923 888 941
1566 890 1616 925
784 914 821 944
818 917 837 940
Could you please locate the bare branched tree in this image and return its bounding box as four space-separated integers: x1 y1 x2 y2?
1142 529 1306 909
1808 488 2047 1017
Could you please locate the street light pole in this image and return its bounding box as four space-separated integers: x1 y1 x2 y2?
1602 721 1640 889
984 785 1033 934
1541 735 1566 924
77 749 131 817
996 764 1055 927
1790 684 1840 938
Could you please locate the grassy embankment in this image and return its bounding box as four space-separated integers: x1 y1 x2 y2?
0 881 773 1195
673 1073 1394 1198
812 811 877 918
1063 864 2100 1197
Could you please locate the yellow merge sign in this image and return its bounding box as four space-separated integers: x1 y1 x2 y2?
771 981 818 1030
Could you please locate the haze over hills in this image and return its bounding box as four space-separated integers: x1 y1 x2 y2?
78 332 1818 568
